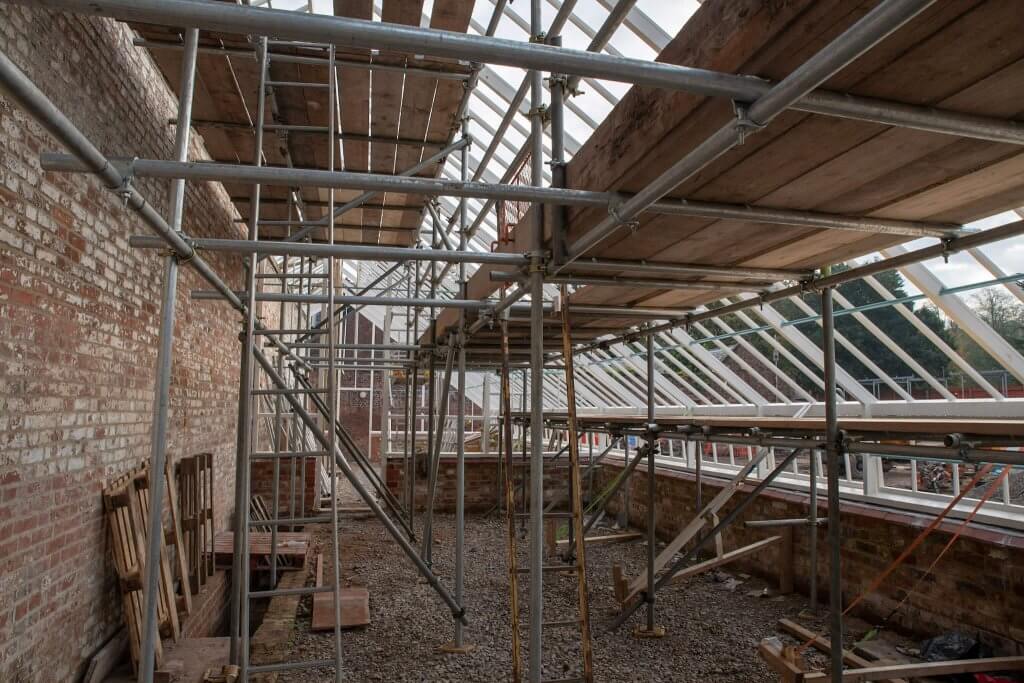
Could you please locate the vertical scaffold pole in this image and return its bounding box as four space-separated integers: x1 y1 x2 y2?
453 116 470 651
327 44 345 683
409 259 422 536
527 0 546 677
423 212 438 564
230 332 247 666
809 446 819 612
644 331 661 636
500 319 522 682
139 26 198 683
403 263 414 532
549 36 567 268
236 35 269 680
822 286 844 682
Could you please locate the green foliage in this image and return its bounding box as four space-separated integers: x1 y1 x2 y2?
703 264 955 398
950 288 1024 371
800 265 952 381
683 267 1023 402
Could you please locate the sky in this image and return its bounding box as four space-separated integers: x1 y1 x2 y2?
905 211 1024 287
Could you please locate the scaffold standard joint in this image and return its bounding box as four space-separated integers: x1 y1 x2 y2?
733 101 767 145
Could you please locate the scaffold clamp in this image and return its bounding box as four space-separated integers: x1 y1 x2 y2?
733 102 766 145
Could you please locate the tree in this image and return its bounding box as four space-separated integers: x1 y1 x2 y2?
711 264 954 399
951 288 1024 372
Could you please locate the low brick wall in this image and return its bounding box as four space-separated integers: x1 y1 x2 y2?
597 459 1024 654
251 459 319 517
181 570 230 639
250 568 306 683
385 455 572 513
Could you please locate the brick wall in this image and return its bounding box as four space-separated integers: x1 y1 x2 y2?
251 459 318 517
0 7 245 680
181 570 230 640
385 455 572 513
597 460 1024 654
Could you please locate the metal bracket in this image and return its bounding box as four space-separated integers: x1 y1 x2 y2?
118 157 138 207
607 200 640 234
175 236 197 266
546 73 583 97
800 275 823 294
528 104 550 123
477 309 495 331
525 249 549 274
732 102 766 145
529 32 547 44
940 236 955 263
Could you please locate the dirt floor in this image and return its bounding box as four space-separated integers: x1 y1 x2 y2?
258 508 872 683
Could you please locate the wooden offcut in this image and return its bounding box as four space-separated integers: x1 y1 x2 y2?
623 451 766 602
556 531 643 547
311 588 371 631
667 535 781 584
775 619 908 683
800 657 1024 682
310 553 371 631
82 629 127 683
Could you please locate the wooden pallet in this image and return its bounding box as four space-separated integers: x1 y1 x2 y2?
176 453 215 595
102 465 183 673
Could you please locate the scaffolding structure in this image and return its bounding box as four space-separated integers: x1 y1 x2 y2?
3 1 1024 682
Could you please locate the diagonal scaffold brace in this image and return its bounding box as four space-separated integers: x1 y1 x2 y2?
608 447 804 632
251 346 468 624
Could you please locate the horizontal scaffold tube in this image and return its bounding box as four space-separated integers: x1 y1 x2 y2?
129 235 529 265
136 38 472 81
43 155 958 238
562 258 811 281
16 0 1024 145
194 288 693 319
489 271 776 291
508 303 694 318
192 291 494 309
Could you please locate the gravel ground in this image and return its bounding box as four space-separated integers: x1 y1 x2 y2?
263 509 850 683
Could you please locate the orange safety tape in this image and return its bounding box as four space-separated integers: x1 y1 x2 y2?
884 465 1012 620
796 462 996 655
